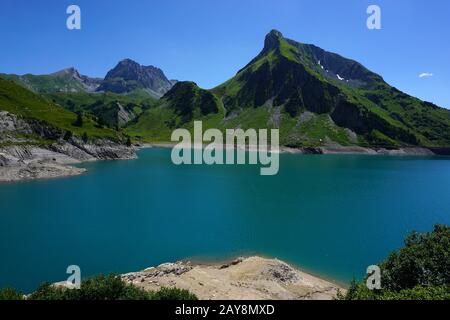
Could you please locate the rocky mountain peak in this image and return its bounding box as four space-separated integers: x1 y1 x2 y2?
98 59 172 96
50 67 81 78
116 58 140 68
263 29 284 51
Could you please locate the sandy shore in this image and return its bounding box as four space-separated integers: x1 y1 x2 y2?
121 256 344 300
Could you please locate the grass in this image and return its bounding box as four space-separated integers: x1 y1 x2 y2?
0 78 121 141
46 89 157 113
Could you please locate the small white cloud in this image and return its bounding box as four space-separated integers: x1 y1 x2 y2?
419 72 433 78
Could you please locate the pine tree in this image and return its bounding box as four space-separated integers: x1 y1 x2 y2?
73 112 83 127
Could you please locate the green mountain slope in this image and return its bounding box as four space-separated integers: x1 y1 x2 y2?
1 68 101 94
127 30 450 149
0 77 122 143
126 82 223 141
46 90 157 128
2 63 164 130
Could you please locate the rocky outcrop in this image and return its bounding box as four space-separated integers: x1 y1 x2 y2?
0 111 66 143
0 111 33 136
51 139 137 161
121 256 344 300
116 102 136 126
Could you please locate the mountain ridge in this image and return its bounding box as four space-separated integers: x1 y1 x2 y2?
128 29 450 149
2 29 450 151
1 59 174 98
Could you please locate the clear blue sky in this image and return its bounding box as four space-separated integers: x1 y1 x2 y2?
1 0 449 108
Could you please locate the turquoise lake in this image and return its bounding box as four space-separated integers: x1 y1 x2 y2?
1 148 450 292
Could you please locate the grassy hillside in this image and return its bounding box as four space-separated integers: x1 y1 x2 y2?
126 82 223 142
0 77 122 142
46 90 157 128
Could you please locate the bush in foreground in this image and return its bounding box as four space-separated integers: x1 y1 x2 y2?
339 224 450 300
1 274 197 301
149 286 198 300
0 288 24 300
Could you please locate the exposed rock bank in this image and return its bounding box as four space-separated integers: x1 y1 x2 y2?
0 142 136 182
141 142 437 156
121 256 344 300
0 111 136 182
281 145 436 155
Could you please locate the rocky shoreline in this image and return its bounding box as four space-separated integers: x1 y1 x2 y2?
282 145 436 156
121 256 344 300
0 142 136 182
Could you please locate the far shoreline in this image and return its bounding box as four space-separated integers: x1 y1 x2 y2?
137 141 445 157
2 140 449 183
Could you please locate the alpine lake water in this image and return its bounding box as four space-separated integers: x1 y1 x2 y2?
1 147 450 292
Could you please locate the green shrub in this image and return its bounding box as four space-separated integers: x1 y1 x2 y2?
380 224 449 291
0 288 24 300
63 130 73 141
28 275 152 300
82 132 89 143
340 224 450 300
340 281 450 300
72 111 83 127
18 274 198 301
126 137 132 147
149 287 198 300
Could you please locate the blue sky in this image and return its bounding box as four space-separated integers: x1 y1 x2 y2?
1 0 449 108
